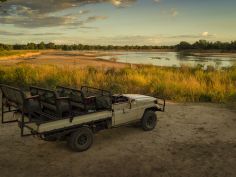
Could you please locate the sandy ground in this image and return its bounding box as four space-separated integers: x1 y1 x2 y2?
0 101 235 177
0 50 128 68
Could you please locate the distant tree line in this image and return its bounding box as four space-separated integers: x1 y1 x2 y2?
176 40 236 51
0 40 236 51
0 42 174 51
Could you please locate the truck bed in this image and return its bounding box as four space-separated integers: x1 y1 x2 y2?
18 111 112 134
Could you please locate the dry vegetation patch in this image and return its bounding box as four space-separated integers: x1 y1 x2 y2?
0 64 235 103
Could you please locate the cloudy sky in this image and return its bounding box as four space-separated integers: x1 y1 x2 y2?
0 0 236 45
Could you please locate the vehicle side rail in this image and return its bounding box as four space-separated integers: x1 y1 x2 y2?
81 86 112 96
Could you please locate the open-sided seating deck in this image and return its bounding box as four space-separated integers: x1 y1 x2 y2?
1 84 113 136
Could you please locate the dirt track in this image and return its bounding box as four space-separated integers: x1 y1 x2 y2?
0 102 236 177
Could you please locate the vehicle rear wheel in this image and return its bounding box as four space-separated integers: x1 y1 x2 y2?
68 127 93 152
141 111 157 131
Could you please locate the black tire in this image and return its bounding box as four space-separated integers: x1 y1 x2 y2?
68 127 93 152
141 111 157 131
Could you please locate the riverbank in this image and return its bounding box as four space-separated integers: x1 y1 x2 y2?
0 50 129 68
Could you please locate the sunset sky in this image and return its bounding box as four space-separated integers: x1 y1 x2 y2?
0 0 235 45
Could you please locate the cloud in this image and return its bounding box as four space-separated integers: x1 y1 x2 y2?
79 26 98 30
154 0 161 3
168 35 202 39
31 32 64 36
110 0 136 7
86 16 108 22
0 30 25 36
161 8 179 17
170 8 179 17
0 0 135 28
201 32 209 37
201 32 216 38
0 0 136 15
168 33 216 39
0 16 71 28
78 10 90 15
0 30 63 36
0 13 107 28
111 0 122 6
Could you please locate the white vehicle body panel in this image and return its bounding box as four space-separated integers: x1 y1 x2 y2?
19 111 112 133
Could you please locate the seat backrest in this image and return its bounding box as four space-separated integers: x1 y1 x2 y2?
96 94 112 110
30 86 72 118
30 86 57 105
81 86 112 110
0 84 25 107
56 86 84 103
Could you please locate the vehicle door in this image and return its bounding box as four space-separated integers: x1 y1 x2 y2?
112 99 138 126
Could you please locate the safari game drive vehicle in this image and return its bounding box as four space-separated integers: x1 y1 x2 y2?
0 84 165 152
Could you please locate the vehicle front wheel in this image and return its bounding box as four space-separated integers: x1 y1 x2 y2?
68 127 94 152
141 111 157 131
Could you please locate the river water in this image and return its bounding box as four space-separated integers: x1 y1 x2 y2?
99 51 236 68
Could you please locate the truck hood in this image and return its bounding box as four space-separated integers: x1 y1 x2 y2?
123 94 156 102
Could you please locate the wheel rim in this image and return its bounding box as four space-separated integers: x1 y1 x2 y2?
77 134 88 145
146 116 156 128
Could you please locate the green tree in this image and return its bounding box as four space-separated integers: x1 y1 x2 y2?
27 43 36 50
176 41 192 50
38 42 45 50
193 40 210 49
46 42 55 49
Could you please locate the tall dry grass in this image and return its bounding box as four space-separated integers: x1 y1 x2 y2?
0 64 235 102
0 50 35 57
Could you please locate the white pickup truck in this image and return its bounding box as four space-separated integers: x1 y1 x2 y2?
1 85 165 152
